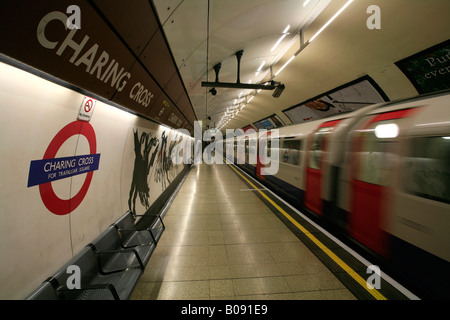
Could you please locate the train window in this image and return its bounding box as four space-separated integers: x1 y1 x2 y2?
357 120 397 186
282 139 301 150
281 139 302 165
241 137 257 163
259 137 274 158
402 136 450 204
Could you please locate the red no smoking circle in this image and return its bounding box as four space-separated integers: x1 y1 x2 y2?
39 121 97 216
84 99 94 112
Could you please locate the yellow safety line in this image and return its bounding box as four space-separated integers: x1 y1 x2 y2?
227 163 387 300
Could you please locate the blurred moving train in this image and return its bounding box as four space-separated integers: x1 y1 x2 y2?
226 90 450 299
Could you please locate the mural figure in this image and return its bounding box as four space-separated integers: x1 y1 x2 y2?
128 129 159 215
154 131 173 190
129 129 183 214
168 134 181 180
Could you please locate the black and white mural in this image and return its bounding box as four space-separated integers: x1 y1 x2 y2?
125 127 187 216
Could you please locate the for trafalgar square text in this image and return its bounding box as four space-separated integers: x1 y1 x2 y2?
27 154 101 188
171 122 279 175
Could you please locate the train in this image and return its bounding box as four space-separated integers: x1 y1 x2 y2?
225 89 450 299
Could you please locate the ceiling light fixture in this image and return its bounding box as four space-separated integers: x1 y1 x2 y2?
271 25 291 52
308 0 354 43
257 61 266 72
275 55 295 76
256 61 266 75
215 1 354 131
275 0 354 77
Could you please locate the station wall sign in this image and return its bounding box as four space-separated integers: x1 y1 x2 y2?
27 121 101 215
0 1 195 133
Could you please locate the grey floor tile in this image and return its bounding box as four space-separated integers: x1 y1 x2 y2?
131 164 355 301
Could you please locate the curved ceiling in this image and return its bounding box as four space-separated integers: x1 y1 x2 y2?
154 0 450 131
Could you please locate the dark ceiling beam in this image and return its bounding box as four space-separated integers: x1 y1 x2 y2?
201 81 276 90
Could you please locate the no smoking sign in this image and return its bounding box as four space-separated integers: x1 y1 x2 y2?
78 96 96 122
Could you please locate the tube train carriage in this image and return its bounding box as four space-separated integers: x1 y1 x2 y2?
225 89 450 299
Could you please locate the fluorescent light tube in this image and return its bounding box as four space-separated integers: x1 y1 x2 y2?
308 0 354 43
275 55 295 76
271 25 291 52
257 61 266 72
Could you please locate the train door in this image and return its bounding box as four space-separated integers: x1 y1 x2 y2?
305 120 343 216
349 108 417 257
395 135 450 261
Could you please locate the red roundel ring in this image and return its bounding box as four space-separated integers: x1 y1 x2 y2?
39 121 97 215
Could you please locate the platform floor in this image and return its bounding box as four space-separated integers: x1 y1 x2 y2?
130 163 357 300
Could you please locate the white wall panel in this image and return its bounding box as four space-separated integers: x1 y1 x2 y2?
0 61 191 299
0 62 78 299
69 101 133 254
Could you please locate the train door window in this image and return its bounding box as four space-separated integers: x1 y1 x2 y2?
266 139 272 158
357 120 399 186
245 139 249 163
309 127 329 169
402 136 450 204
281 139 302 165
258 136 272 158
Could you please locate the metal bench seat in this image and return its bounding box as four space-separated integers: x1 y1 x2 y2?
25 281 60 300
27 246 142 300
25 210 164 300
89 226 152 272
115 210 165 247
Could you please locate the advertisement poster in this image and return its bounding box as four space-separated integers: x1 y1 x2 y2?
283 76 388 125
395 39 450 94
253 114 285 130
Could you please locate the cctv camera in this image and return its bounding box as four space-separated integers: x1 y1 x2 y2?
272 84 285 98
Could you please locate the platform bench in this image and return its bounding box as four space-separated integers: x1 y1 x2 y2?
115 210 165 247
26 245 143 300
26 210 164 300
89 225 154 272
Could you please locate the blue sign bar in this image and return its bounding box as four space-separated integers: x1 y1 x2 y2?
27 154 101 187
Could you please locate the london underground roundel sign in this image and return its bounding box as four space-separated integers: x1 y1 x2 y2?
27 121 101 215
